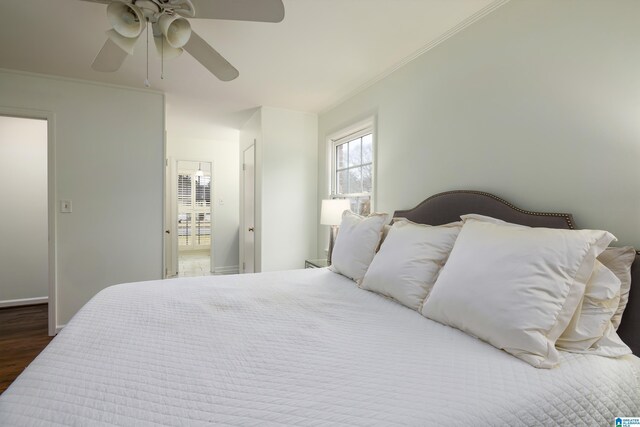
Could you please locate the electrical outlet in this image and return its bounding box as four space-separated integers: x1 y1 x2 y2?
60 200 72 213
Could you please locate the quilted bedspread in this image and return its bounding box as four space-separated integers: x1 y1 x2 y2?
1 268 639 426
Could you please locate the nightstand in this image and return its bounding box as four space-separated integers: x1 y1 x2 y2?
305 258 329 268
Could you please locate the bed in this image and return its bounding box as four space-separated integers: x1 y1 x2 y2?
1 190 639 426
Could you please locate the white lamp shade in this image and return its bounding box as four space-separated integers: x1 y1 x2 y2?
321 199 351 226
159 14 192 48
107 1 145 38
154 35 183 59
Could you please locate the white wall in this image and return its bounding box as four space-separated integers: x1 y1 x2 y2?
239 109 262 272
0 116 48 303
318 0 640 252
261 107 318 271
166 135 240 272
239 107 318 272
165 94 243 142
0 70 165 327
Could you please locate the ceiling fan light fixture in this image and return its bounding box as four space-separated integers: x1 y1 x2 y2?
158 14 192 48
170 0 196 18
154 35 183 60
107 0 145 38
82 0 284 82
106 29 139 55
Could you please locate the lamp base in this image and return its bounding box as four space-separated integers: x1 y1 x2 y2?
327 225 338 265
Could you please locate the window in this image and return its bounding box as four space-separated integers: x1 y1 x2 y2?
177 162 212 249
330 125 374 215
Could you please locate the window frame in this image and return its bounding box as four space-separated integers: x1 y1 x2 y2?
328 117 376 214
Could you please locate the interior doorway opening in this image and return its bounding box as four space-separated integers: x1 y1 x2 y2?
0 115 49 308
176 160 213 277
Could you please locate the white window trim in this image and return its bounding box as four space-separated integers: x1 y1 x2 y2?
327 116 376 212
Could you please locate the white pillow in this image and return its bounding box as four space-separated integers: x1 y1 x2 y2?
375 224 392 253
556 260 631 357
329 211 389 282
462 215 632 356
360 219 462 310
375 217 409 252
598 246 636 329
422 218 615 368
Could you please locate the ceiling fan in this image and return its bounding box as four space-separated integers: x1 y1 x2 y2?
81 0 285 82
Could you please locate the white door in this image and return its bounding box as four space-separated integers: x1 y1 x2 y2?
164 157 177 277
243 145 255 273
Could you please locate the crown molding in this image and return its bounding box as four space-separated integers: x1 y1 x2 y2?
0 67 164 96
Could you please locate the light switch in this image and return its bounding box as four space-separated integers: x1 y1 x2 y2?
60 200 72 213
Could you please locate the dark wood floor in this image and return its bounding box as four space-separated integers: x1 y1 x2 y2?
0 304 53 394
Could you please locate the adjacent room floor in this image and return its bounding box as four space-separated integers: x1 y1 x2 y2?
0 304 52 394
178 250 212 277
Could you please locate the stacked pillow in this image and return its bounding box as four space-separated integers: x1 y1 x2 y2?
422 215 622 368
600 246 636 329
329 211 389 283
360 219 461 310
330 209 635 369
446 215 632 360
556 259 629 356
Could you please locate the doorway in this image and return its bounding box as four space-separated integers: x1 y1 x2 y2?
175 160 213 277
0 116 49 308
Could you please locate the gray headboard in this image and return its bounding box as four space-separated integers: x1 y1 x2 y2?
394 190 639 356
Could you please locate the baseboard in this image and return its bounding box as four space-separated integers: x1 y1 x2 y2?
214 265 239 275
55 324 66 334
0 296 48 308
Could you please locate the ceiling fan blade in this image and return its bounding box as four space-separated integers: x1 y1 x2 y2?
91 38 129 72
189 0 284 22
184 31 239 81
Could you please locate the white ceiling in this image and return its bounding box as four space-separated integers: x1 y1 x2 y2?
1 0 500 134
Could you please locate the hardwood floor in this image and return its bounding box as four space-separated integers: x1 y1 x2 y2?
0 304 53 394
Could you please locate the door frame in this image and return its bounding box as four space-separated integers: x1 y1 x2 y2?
0 106 57 336
165 158 215 277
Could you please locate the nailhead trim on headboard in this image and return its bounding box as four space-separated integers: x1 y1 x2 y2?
410 190 575 229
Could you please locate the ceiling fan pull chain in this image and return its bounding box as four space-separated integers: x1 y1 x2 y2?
144 19 151 88
161 33 165 80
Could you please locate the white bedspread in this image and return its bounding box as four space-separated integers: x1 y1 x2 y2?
1 268 639 426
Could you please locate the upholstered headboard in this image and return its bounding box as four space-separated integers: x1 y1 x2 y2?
394 190 639 356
